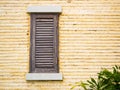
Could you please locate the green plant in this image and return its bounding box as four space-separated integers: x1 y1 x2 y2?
71 65 120 90
98 65 120 90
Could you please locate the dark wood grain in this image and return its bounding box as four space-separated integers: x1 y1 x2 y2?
30 14 59 73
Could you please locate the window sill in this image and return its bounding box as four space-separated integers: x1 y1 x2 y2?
27 5 62 13
26 73 63 80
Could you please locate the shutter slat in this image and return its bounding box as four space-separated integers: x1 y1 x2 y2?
36 33 53 35
35 63 54 68
36 60 53 63
36 37 53 39
36 19 54 22
35 52 53 55
36 22 53 24
36 35 53 38
36 27 54 29
36 45 53 47
35 56 53 58
36 32 53 34
36 24 54 27
36 51 53 53
36 48 53 50
36 29 54 31
36 41 53 43
35 58 53 60
35 52 53 54
36 57 53 61
36 44 53 46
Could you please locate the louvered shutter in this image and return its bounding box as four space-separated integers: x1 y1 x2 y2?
30 14 59 73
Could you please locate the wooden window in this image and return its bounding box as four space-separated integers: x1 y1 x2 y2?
30 14 59 73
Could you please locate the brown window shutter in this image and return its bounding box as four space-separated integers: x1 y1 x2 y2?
30 14 59 73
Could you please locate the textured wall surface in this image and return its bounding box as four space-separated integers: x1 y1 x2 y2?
0 0 120 90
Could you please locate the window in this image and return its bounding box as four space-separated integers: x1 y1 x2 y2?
26 6 62 80
30 14 59 73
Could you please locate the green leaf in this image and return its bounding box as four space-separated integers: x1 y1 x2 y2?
70 85 77 90
100 84 109 89
91 78 97 85
80 82 88 90
87 80 96 88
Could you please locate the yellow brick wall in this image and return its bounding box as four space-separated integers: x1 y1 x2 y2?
0 0 120 90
